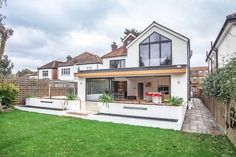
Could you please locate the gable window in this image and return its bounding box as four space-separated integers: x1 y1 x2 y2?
139 32 171 67
110 59 125 69
42 70 48 77
61 68 70 76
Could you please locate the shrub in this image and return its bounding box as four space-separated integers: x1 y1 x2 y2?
66 92 77 100
202 56 236 104
99 93 113 107
167 96 183 106
0 82 19 108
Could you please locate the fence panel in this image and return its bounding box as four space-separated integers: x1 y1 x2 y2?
1 78 77 105
201 95 235 146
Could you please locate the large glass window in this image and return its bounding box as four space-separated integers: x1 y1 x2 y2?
139 32 172 67
110 59 125 69
86 79 110 95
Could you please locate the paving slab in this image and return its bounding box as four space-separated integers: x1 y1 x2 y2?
182 98 222 135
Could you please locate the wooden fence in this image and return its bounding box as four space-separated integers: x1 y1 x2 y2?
201 95 236 146
1 78 77 105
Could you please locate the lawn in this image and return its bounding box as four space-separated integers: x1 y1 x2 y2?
0 110 235 157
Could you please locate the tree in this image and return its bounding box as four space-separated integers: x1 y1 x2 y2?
121 28 141 41
0 0 13 59
16 68 33 77
66 55 73 61
0 54 13 76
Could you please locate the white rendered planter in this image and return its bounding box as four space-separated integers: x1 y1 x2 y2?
25 98 81 110
152 96 162 104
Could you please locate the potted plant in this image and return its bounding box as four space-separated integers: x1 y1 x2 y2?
64 92 79 110
167 96 183 106
99 93 113 108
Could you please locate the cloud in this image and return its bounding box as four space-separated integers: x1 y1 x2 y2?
2 0 236 72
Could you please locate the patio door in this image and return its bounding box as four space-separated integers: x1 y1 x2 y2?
137 83 144 99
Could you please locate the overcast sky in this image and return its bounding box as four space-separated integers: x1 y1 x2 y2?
2 0 236 72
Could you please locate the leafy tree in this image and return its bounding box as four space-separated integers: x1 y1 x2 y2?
202 55 236 104
16 68 33 77
121 28 141 41
0 0 13 59
0 54 14 76
66 55 73 61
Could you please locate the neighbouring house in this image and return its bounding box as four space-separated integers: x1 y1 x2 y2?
28 71 38 79
57 52 102 81
190 66 208 97
75 21 191 103
206 12 236 73
38 60 63 80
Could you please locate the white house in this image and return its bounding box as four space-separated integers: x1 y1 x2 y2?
57 52 102 81
75 21 191 103
38 60 63 80
206 12 236 73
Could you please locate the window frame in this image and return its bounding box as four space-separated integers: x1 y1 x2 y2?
109 59 126 69
139 32 172 67
61 68 70 76
42 70 48 77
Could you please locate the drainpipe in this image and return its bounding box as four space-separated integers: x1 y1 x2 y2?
187 39 191 101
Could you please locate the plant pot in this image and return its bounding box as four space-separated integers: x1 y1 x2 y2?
152 96 162 104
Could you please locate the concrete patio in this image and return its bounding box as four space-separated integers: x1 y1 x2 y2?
181 98 222 135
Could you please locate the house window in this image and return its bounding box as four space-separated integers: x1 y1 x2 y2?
77 67 80 72
42 70 48 77
139 32 171 67
110 59 125 69
61 68 70 76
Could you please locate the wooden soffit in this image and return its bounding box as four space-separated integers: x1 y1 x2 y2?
74 66 186 78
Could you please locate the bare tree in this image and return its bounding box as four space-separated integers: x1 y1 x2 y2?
0 0 13 59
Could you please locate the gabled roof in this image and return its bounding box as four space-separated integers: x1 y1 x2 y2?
38 60 64 70
122 33 137 42
102 46 127 58
206 12 236 60
127 21 189 48
58 52 102 67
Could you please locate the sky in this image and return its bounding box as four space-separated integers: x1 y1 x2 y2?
1 0 236 72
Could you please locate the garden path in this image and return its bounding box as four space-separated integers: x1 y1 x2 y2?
182 98 222 135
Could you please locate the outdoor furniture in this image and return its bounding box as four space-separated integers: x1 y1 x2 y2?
145 92 152 102
147 92 162 104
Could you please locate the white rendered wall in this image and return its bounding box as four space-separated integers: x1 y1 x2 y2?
171 73 188 102
77 77 86 101
58 64 100 81
217 24 236 67
38 69 53 80
58 65 75 81
126 26 188 68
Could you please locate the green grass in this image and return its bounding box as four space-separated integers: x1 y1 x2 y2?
0 110 235 157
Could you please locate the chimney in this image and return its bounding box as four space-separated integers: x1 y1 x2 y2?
111 42 118 51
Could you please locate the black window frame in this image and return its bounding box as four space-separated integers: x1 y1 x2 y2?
109 59 126 69
139 32 172 67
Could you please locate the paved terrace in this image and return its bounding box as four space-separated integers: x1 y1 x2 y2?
182 98 222 135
